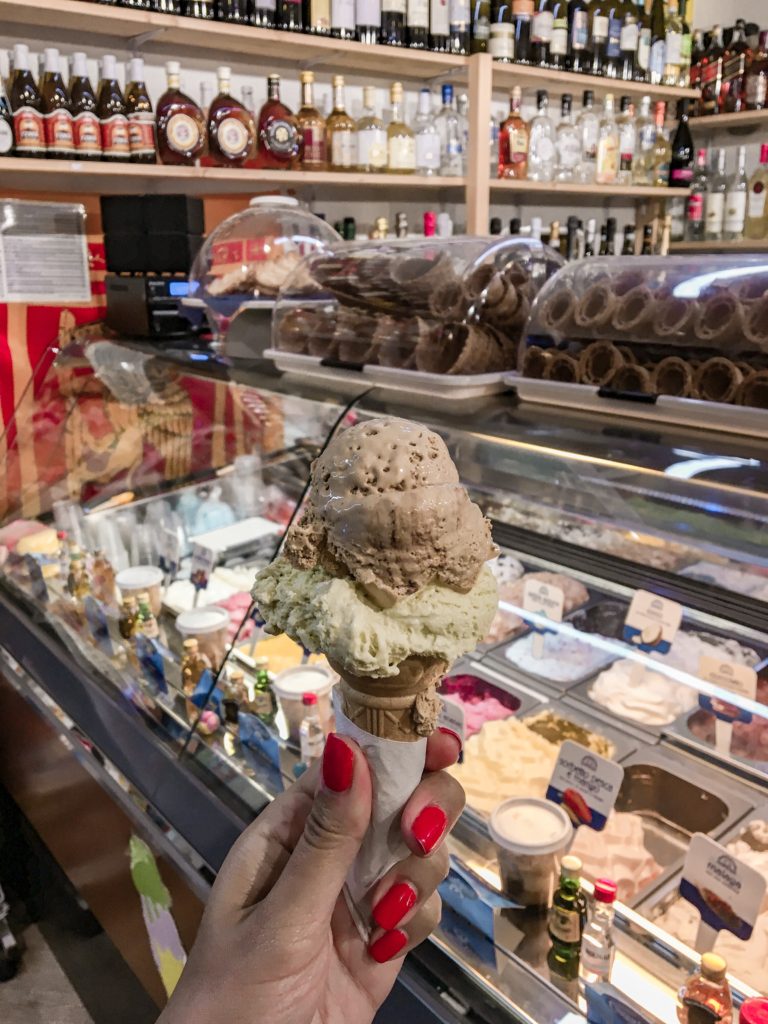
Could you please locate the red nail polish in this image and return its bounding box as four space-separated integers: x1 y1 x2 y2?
368 929 408 964
437 726 462 751
322 733 354 792
372 882 417 931
411 804 447 855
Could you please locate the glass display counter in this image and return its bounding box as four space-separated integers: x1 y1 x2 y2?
1 334 766 1023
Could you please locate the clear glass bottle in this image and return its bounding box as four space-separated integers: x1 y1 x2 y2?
685 147 709 241
595 92 619 185
745 143 768 240
434 83 463 177
579 878 618 988
356 85 387 172
299 692 326 765
584 217 596 255
649 99 670 187
663 0 683 86
705 147 727 241
498 86 528 179
296 70 327 170
677 954 733 1024
575 88 599 184
387 81 415 174
617 96 635 186
327 75 356 171
554 93 580 183
527 88 556 182
413 87 440 176
631 94 653 184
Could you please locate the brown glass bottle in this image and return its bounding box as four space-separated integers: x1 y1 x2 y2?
207 66 256 167
125 56 156 163
68 52 101 160
296 70 327 170
156 61 206 166
8 43 45 158
40 48 74 159
96 54 130 161
255 73 299 170
0 74 14 157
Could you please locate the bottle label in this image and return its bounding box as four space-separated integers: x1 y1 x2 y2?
582 121 598 161
128 111 156 157
310 0 332 27
73 111 102 155
265 117 298 158
12 106 45 154
557 134 580 170
300 728 325 763
509 127 528 159
331 128 356 167
581 941 613 979
357 126 387 168
415 130 440 170
388 134 416 170
332 0 355 29
0 120 13 155
570 9 588 49
748 185 766 220
724 191 747 233
550 19 567 55
449 0 469 27
680 32 691 60
670 166 693 184
100 113 130 157
722 53 746 87
606 15 622 57
301 125 326 165
511 0 533 13
705 192 725 232
217 116 251 158
746 75 767 108
637 26 651 69
687 191 704 223
665 29 682 65
597 134 619 182
356 0 380 25
250 689 274 716
408 0 429 28
489 22 515 58
166 112 202 154
474 17 490 39
592 14 608 40
531 10 553 42
620 21 638 52
548 905 581 944
532 135 554 165
43 109 75 154
383 0 406 12
649 38 665 76
429 0 449 35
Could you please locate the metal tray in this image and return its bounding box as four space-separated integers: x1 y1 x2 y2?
518 698 639 764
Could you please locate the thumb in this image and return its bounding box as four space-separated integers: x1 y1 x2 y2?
267 734 372 929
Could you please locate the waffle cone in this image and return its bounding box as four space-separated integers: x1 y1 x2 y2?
330 655 447 741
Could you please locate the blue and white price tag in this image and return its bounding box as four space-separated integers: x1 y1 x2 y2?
522 577 564 657
546 740 624 832
697 655 758 754
190 543 217 593
623 589 682 655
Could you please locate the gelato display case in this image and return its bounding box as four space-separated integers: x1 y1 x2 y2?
1 330 768 1022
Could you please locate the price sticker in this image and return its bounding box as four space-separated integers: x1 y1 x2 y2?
437 695 466 762
158 527 181 578
546 740 624 831
522 577 564 658
190 543 217 593
623 589 682 654
698 656 758 754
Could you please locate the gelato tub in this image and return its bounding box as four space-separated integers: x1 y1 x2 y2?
482 569 590 649
490 797 573 908
500 629 616 690
271 664 335 743
439 666 540 739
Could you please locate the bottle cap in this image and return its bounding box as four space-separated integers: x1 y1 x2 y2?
166 60 181 75
229 668 245 682
390 81 403 101
490 217 502 234
301 69 315 84
511 85 522 101
218 65 232 81
740 1000 768 1024
128 57 144 82
441 82 453 103
183 638 199 651
536 89 548 104
561 854 582 877
583 89 594 104
423 211 437 236
13 43 30 70
101 54 118 79
302 692 318 706
701 952 727 982
594 878 618 903
332 74 344 87
761 143 768 163
44 48 60 74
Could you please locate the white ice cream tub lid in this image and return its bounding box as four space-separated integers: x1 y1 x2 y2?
176 606 230 635
116 565 164 589
272 665 333 700
489 797 572 856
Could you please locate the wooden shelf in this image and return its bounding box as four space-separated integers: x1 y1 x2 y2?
0 0 466 80
0 157 466 196
490 179 685 201
489 61 698 103
689 109 768 134
669 239 768 253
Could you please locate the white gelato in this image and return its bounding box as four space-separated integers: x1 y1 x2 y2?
506 631 612 684
569 811 664 903
682 562 768 602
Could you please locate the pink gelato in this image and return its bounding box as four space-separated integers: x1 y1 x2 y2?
440 673 519 737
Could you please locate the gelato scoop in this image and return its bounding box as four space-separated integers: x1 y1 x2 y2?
568 811 663 902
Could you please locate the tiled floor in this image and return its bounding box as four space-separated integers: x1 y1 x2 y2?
0 924 92 1024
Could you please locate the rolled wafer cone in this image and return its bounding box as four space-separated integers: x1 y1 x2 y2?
429 280 467 320
744 296 768 351
415 322 506 374
651 356 694 397
390 251 457 300
578 341 624 385
611 270 647 297
655 296 696 342
575 282 616 331
611 285 655 335
331 655 448 741
610 363 652 394
464 263 498 301
545 352 579 382
737 370 768 408
736 275 768 302
540 288 577 337
695 292 745 347
376 316 432 369
522 345 553 378
334 309 379 364
694 357 743 403
275 308 313 354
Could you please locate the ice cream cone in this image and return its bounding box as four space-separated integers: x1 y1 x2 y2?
331 654 447 741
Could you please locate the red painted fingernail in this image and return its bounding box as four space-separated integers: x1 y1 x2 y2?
372 882 417 931
368 929 408 963
322 733 354 792
411 804 448 855
437 726 462 752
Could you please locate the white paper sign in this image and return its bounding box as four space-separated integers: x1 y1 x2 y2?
697 656 758 753
437 695 466 747
546 740 624 831
624 589 682 654
190 543 217 592
0 199 90 303
522 578 565 625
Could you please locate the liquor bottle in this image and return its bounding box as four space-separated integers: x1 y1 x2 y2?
184 0 214 15
568 0 590 72
677 955 732 1024
118 596 139 641
296 71 327 170
685 148 708 241
635 0 651 81
548 218 561 250
69 52 101 160
253 0 276 25
135 593 159 639
387 81 415 174
8 43 46 158
215 0 251 18
430 0 450 49
648 0 665 85
650 100 670 187
0 76 14 158
221 667 248 725
705 148 727 241
299 693 326 766
277 0 303 29
435 83 463 176
554 94 580 182
565 215 580 259
471 0 491 52
699 25 724 116
331 0 355 35
549 0 569 67
631 94 653 183
208 66 256 167
356 85 387 171
584 217 596 255
125 57 156 164
489 4 515 63
595 92 619 185
498 86 528 178
509 216 521 234
249 666 277 724
156 61 206 166
589 0 609 76
662 0 683 86
745 144 768 240
548 856 586 973
723 145 747 241
381 0 406 44
408 0 430 46
414 88 440 176
40 48 75 160
678 0 692 87
669 195 685 241
527 89 555 182
97 55 130 162
745 31 768 110
256 74 299 170
576 89 599 184
617 96 635 185
449 0 471 53
327 75 356 171
604 215 616 253
531 0 555 66
621 224 635 253
512 0 534 64
720 20 751 114
618 2 638 80
580 879 618 987
357 0 381 41
307 0 332 31
667 98 693 187
602 0 625 78
530 215 542 240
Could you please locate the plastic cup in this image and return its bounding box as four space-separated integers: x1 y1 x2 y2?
489 797 573 908
116 565 164 617
176 606 231 669
272 665 334 743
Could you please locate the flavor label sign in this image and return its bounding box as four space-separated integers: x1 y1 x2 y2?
437 695 466 756
522 578 565 631
697 655 757 724
623 589 682 654
546 740 624 831
680 833 766 942
190 543 217 592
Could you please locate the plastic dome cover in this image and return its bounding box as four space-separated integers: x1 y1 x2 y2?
189 196 340 336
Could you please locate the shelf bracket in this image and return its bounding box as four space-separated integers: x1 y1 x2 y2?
127 28 166 54
298 50 345 71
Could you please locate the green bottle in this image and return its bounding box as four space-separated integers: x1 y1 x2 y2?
249 662 276 724
547 855 586 973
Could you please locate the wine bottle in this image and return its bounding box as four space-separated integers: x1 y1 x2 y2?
331 0 356 34
568 0 590 72
471 0 491 52
381 0 406 44
125 57 156 164
40 48 75 160
253 0 276 26
512 0 533 63
307 0 332 32
602 0 625 78
357 0 381 41
449 0 471 53
0 74 14 158
668 98 693 187
69 52 101 160
589 0 609 76
549 0 568 68
430 0 450 50
96 54 130 162
215 0 251 18
618 1 638 80
635 0 650 81
407 0 430 46
277 0 303 29
8 43 45 159
531 0 554 66
648 0 665 85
